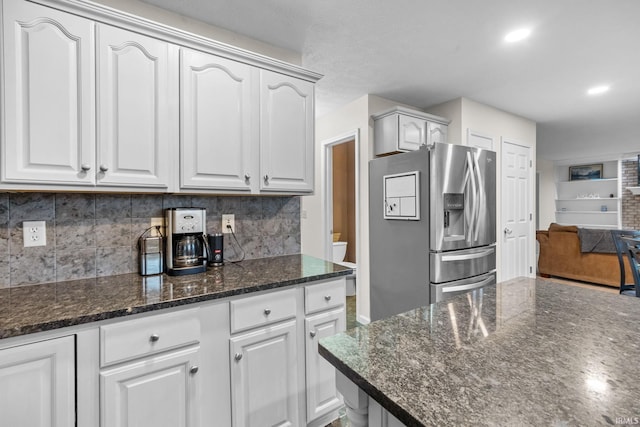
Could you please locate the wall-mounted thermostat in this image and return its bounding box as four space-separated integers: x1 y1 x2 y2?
383 171 420 220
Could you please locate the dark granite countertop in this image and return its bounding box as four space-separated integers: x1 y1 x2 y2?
319 277 640 426
0 254 351 340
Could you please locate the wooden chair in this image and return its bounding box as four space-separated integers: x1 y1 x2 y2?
620 235 640 297
611 230 640 294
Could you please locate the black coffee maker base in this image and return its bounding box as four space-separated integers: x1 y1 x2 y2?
166 264 207 276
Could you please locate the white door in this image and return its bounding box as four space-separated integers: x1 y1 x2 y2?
0 336 75 427
501 139 533 280
305 307 345 424
100 347 201 427
259 70 314 193
96 24 175 188
230 320 299 427
2 0 95 185
397 115 426 151
180 48 254 191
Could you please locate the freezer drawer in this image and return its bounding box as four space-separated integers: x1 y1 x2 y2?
430 271 496 303
430 245 496 284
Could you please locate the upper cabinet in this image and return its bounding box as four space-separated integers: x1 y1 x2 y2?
180 48 254 192
259 71 314 193
96 24 177 189
372 106 449 156
0 0 320 194
2 0 96 185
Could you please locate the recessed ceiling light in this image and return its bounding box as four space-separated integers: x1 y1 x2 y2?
587 85 610 95
504 28 531 43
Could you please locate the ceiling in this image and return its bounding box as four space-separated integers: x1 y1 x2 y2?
142 0 640 161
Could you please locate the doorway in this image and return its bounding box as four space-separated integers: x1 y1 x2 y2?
323 130 359 326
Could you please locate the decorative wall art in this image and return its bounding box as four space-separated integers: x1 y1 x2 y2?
569 163 603 181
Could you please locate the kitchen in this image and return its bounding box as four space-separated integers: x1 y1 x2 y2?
3 0 640 426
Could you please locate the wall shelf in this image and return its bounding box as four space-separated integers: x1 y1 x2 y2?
626 187 640 195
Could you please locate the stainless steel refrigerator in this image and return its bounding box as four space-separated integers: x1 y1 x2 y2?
369 143 496 321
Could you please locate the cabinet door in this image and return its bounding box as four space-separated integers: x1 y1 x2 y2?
96 24 175 188
180 48 254 191
2 0 95 185
230 320 300 427
259 70 314 193
0 336 75 427
427 121 448 145
100 346 201 427
305 307 345 423
398 115 427 151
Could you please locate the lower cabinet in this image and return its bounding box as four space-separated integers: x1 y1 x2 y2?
0 336 76 427
230 320 300 427
100 346 201 427
305 307 346 425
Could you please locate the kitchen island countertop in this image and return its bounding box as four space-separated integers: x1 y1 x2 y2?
319 277 640 426
0 254 351 340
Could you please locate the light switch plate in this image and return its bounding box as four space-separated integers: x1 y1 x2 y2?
23 220 46 247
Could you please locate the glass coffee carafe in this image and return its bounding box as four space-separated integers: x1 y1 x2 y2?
173 235 203 267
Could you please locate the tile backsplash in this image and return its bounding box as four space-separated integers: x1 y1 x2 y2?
0 193 301 288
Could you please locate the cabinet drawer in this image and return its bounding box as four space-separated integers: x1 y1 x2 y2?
305 279 346 315
100 308 200 366
230 288 297 334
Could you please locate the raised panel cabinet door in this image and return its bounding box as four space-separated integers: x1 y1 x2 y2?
305 307 345 424
398 115 427 151
180 48 254 191
230 320 300 427
259 70 314 193
427 121 448 146
2 0 95 185
0 336 75 427
96 24 176 188
100 346 201 427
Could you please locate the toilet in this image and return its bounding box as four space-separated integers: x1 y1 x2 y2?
332 241 357 296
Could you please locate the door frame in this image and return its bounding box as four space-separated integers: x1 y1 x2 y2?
500 137 535 281
322 130 360 265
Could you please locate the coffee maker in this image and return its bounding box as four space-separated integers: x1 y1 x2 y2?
165 208 210 276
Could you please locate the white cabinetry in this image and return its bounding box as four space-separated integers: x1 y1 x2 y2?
554 160 621 229
304 279 346 426
99 308 203 427
372 106 449 156
1 0 95 185
229 288 301 427
0 336 75 427
96 24 176 188
1 0 319 194
180 48 254 191
260 70 315 193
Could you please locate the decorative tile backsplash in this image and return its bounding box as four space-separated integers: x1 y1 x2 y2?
0 193 301 288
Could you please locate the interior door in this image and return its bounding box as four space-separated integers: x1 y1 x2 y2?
501 139 533 281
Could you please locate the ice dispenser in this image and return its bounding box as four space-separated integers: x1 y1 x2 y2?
443 193 464 239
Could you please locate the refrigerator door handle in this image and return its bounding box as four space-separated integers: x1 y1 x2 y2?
472 153 485 242
465 152 478 243
441 248 495 262
442 276 494 293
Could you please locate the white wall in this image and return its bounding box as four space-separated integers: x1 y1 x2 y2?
537 158 556 229
91 0 300 64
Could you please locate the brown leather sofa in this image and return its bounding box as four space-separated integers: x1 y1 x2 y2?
536 223 632 288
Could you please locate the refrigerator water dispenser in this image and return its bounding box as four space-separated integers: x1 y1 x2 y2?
443 193 465 239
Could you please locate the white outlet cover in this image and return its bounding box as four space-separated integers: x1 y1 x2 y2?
23 220 46 247
222 214 235 234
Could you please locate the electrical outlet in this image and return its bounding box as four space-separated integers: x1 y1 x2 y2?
23 221 46 247
222 214 235 234
150 217 164 228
